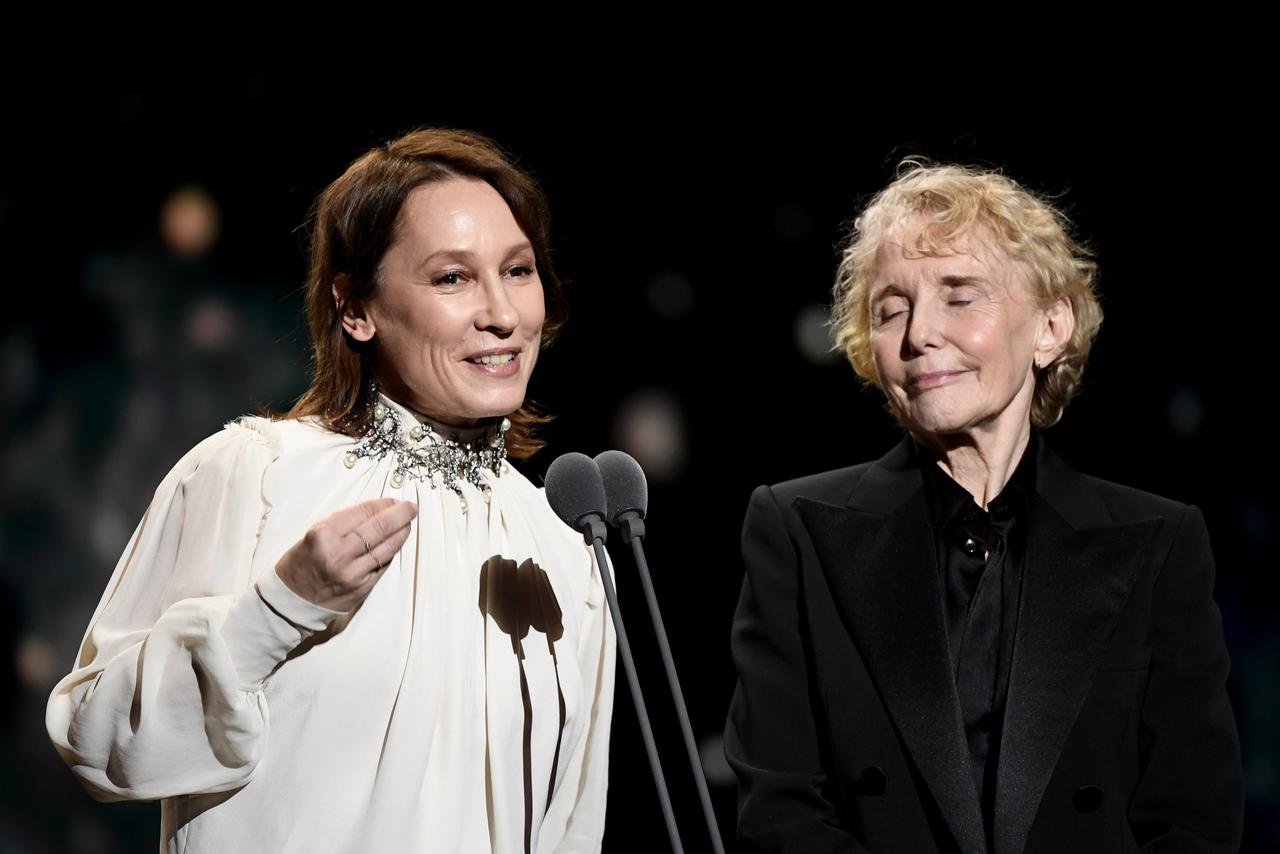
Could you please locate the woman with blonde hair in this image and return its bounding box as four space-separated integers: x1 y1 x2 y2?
725 161 1243 853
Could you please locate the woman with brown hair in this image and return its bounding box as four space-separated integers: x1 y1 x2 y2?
46 128 615 853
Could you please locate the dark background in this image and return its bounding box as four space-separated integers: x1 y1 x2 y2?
2 69 1275 851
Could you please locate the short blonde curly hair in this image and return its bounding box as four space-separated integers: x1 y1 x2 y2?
831 160 1103 428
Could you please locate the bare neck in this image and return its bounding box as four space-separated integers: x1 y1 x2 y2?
915 420 1033 509
377 391 497 444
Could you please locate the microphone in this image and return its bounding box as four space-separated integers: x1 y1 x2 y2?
595 451 726 854
595 449 648 541
544 454 684 854
544 452 609 546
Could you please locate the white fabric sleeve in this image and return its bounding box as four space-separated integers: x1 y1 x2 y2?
220 563 345 690
44 420 341 802
538 546 617 853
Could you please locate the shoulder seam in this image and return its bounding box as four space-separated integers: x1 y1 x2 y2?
223 415 282 454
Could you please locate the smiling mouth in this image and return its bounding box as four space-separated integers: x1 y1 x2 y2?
907 370 966 392
464 350 522 377
467 352 516 366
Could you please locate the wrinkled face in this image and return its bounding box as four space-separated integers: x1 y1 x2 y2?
868 215 1053 442
358 179 545 428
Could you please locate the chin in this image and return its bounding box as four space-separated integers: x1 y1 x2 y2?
893 389 983 435
456 381 530 416
901 408 980 439
465 396 526 420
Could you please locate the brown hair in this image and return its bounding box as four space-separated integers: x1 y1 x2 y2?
284 127 567 458
831 159 1101 428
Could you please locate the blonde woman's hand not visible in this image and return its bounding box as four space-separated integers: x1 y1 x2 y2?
275 498 418 612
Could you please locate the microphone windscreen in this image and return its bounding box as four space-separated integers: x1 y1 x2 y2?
595 450 648 524
544 452 607 530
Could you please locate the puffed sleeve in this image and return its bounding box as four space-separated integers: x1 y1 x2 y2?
724 485 867 854
1127 504 1244 850
538 546 616 853
45 419 343 802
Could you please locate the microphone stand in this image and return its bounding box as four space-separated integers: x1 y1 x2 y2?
580 517 685 854
617 513 726 854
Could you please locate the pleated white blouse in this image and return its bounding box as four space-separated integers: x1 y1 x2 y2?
46 395 615 853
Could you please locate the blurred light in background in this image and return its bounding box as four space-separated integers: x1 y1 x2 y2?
645 271 695 320
1238 641 1280 803
2 332 39 406
16 634 57 690
794 303 840 365
68 813 112 854
160 185 221 258
1167 386 1204 439
612 388 688 484
1239 500 1274 548
184 296 238 353
90 507 131 567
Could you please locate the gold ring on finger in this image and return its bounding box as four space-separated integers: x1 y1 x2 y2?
357 532 383 570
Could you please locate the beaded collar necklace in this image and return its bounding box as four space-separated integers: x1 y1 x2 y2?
342 396 509 507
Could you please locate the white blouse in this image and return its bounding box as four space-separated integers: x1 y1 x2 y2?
45 395 615 854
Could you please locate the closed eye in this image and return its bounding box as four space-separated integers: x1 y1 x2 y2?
875 297 910 325
943 280 984 305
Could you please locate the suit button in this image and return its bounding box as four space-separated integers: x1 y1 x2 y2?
962 536 982 556
854 766 888 796
1073 784 1104 813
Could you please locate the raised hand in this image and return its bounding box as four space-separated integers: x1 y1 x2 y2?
275 498 418 612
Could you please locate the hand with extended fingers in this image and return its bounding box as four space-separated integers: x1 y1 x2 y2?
275 498 418 612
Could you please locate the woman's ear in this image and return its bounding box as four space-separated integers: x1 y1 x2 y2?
334 274 376 342
1035 295 1075 367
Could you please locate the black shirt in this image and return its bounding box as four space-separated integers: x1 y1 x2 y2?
914 431 1038 841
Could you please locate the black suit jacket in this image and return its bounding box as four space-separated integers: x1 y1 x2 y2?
724 435 1243 853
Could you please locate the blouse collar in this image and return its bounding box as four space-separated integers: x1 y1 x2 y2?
375 392 507 446
342 393 512 501
914 430 1039 532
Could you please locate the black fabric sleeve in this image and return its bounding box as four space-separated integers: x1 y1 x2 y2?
1128 504 1244 850
724 485 868 854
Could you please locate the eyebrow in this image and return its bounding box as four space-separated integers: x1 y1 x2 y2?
869 283 906 304
417 241 535 269
939 274 987 288
869 274 990 308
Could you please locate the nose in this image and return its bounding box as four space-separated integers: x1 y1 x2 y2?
903 298 943 356
476 275 519 335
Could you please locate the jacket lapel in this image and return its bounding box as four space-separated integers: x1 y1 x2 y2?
992 442 1164 854
794 436 988 854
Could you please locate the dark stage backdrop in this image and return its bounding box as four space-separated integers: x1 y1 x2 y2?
2 72 1274 851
